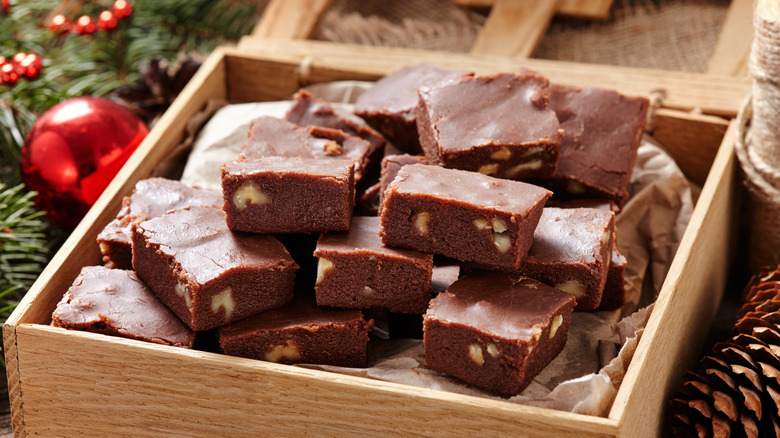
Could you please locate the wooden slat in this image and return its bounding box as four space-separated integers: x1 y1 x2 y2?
3 326 25 437
251 0 332 40
707 0 753 76
470 0 558 57
652 109 731 186
15 325 618 437
556 0 614 19
236 38 751 118
455 0 614 20
611 122 738 437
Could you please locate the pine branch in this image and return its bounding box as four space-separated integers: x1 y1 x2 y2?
0 183 55 322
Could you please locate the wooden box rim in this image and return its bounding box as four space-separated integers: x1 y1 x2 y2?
3 44 742 438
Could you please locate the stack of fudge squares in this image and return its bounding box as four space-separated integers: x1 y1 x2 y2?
53 64 648 398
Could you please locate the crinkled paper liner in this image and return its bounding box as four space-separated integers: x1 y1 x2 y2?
178 81 695 417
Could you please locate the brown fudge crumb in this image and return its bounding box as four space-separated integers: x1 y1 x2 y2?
52 266 195 347
542 84 649 207
220 298 373 367
96 178 221 270
416 72 561 180
354 64 468 154
315 216 433 314
424 272 576 397
381 164 550 270
132 206 298 331
513 207 615 311
221 156 355 234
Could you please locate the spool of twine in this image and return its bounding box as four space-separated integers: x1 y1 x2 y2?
736 0 780 271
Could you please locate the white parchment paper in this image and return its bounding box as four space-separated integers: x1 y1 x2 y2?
178 82 695 416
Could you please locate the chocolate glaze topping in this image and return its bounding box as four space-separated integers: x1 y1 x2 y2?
134 206 296 285
417 73 561 153
52 266 194 347
317 216 430 260
354 64 468 121
389 163 551 212
527 207 615 264
428 272 575 340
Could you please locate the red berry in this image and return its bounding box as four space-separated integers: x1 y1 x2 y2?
11 52 27 77
19 54 42 79
50 14 70 33
113 0 132 19
2 0 9 14
98 10 118 30
75 15 96 35
1 63 18 85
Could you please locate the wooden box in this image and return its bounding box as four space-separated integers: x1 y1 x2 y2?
4 43 748 437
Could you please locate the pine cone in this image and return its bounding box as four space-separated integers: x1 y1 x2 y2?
111 57 201 128
669 267 780 437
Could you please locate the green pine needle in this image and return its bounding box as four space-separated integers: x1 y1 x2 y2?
0 183 53 322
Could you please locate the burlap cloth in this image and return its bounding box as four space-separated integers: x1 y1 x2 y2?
309 0 730 73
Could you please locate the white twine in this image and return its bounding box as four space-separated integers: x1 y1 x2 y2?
735 0 780 271
747 0 780 188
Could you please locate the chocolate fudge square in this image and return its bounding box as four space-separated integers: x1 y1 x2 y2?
285 89 386 161
315 216 433 314
132 206 298 331
52 266 195 348
513 207 615 311
378 154 427 213
424 272 576 397
381 164 551 270
97 177 222 270
220 298 373 367
241 116 374 183
416 72 562 180
544 84 649 207
222 156 355 234
598 248 627 311
354 64 467 154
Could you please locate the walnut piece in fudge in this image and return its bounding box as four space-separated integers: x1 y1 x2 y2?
222 156 355 234
543 84 649 207
220 298 374 367
513 207 615 311
354 64 467 154
52 266 195 347
315 216 433 314
381 164 551 270
96 177 222 270
416 72 562 180
240 116 374 183
424 272 576 397
132 206 298 331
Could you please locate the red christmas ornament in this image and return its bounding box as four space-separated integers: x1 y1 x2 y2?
75 15 96 35
2 0 9 14
113 0 132 18
49 14 70 33
98 10 118 31
20 97 149 229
